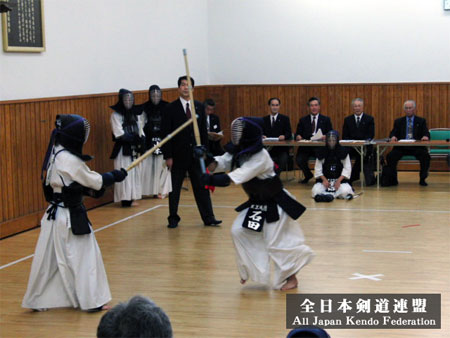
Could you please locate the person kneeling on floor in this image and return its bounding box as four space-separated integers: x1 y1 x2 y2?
312 130 354 202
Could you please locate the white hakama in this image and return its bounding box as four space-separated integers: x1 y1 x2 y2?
312 155 354 199
111 112 143 202
141 154 164 196
214 150 314 289
22 146 111 310
158 165 172 198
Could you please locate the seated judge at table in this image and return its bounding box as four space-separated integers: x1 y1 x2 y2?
385 100 430 186
295 97 333 184
204 99 224 156
262 97 292 171
342 98 376 185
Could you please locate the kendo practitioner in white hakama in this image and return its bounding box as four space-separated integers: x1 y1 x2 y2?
140 85 169 197
22 114 128 312
312 130 354 202
202 117 314 290
110 89 145 207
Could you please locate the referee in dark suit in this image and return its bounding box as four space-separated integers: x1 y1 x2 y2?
161 76 221 228
386 100 430 186
342 98 375 184
262 97 292 171
295 97 333 183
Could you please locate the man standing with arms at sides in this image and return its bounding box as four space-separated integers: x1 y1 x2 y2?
342 98 376 185
161 76 221 228
385 100 430 186
295 97 333 184
262 97 293 172
141 85 169 197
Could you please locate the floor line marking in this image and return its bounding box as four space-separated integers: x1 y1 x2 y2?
363 250 412 254
308 207 450 214
349 273 384 281
180 204 450 214
94 205 163 233
0 205 164 271
402 224 421 228
0 255 34 271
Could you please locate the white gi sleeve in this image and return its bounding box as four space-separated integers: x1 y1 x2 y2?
228 150 274 185
213 152 233 173
314 158 324 178
111 112 125 138
56 152 103 191
341 154 352 179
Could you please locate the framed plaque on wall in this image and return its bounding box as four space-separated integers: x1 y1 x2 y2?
1 0 45 52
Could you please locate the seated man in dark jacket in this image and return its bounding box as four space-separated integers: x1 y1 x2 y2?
342 98 376 185
385 100 430 186
295 97 333 183
262 97 292 171
204 98 224 156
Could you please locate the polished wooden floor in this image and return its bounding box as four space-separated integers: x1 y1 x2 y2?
1 171 449 338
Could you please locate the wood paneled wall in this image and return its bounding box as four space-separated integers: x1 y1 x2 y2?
1 83 448 238
204 83 449 142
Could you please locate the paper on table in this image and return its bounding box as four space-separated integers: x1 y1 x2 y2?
310 129 323 141
264 137 280 141
208 131 223 141
398 139 416 142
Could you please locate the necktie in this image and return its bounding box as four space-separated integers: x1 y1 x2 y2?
356 116 361 128
312 116 316 134
186 102 191 119
407 118 413 139
272 116 275 127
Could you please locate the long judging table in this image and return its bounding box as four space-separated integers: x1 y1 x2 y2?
263 139 449 189
263 139 371 189
375 140 450 187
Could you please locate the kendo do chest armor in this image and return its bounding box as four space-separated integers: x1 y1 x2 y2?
236 175 306 232
43 150 104 235
323 155 343 180
147 111 163 154
110 116 141 159
320 154 349 192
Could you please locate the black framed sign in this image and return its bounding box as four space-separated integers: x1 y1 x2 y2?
1 0 45 52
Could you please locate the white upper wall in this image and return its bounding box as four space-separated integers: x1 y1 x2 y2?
0 0 209 101
207 0 450 84
1 0 449 101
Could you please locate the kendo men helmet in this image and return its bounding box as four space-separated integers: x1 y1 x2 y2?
230 117 263 147
149 85 162 106
55 114 91 153
325 130 340 150
41 114 92 179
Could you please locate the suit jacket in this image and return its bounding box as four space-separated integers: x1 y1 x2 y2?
295 114 333 140
389 115 430 140
161 98 208 169
207 113 224 156
208 114 221 133
342 113 375 140
263 113 292 140
263 113 292 155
